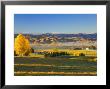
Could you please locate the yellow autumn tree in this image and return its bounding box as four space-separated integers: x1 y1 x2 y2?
14 34 31 56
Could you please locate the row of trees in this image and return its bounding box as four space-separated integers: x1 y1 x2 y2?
43 52 85 57
43 51 70 57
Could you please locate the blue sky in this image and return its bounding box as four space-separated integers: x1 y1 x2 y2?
14 14 97 34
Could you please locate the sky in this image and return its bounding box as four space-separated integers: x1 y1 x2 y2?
14 14 97 34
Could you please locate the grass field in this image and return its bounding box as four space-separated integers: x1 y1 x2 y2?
14 56 97 76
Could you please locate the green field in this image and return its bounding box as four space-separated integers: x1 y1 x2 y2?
14 56 97 76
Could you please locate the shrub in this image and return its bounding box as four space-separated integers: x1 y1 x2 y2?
14 51 18 56
79 53 85 56
30 48 34 53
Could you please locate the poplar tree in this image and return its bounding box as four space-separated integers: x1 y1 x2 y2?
14 34 31 56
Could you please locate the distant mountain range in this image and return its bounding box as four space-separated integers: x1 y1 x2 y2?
14 33 97 39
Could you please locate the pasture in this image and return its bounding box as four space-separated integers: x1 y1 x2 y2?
14 55 97 76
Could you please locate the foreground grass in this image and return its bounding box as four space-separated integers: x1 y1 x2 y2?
15 71 96 76
14 56 97 76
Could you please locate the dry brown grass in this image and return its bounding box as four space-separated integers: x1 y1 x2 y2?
14 71 96 76
14 64 53 67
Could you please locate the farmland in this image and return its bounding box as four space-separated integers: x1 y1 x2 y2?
14 50 97 76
